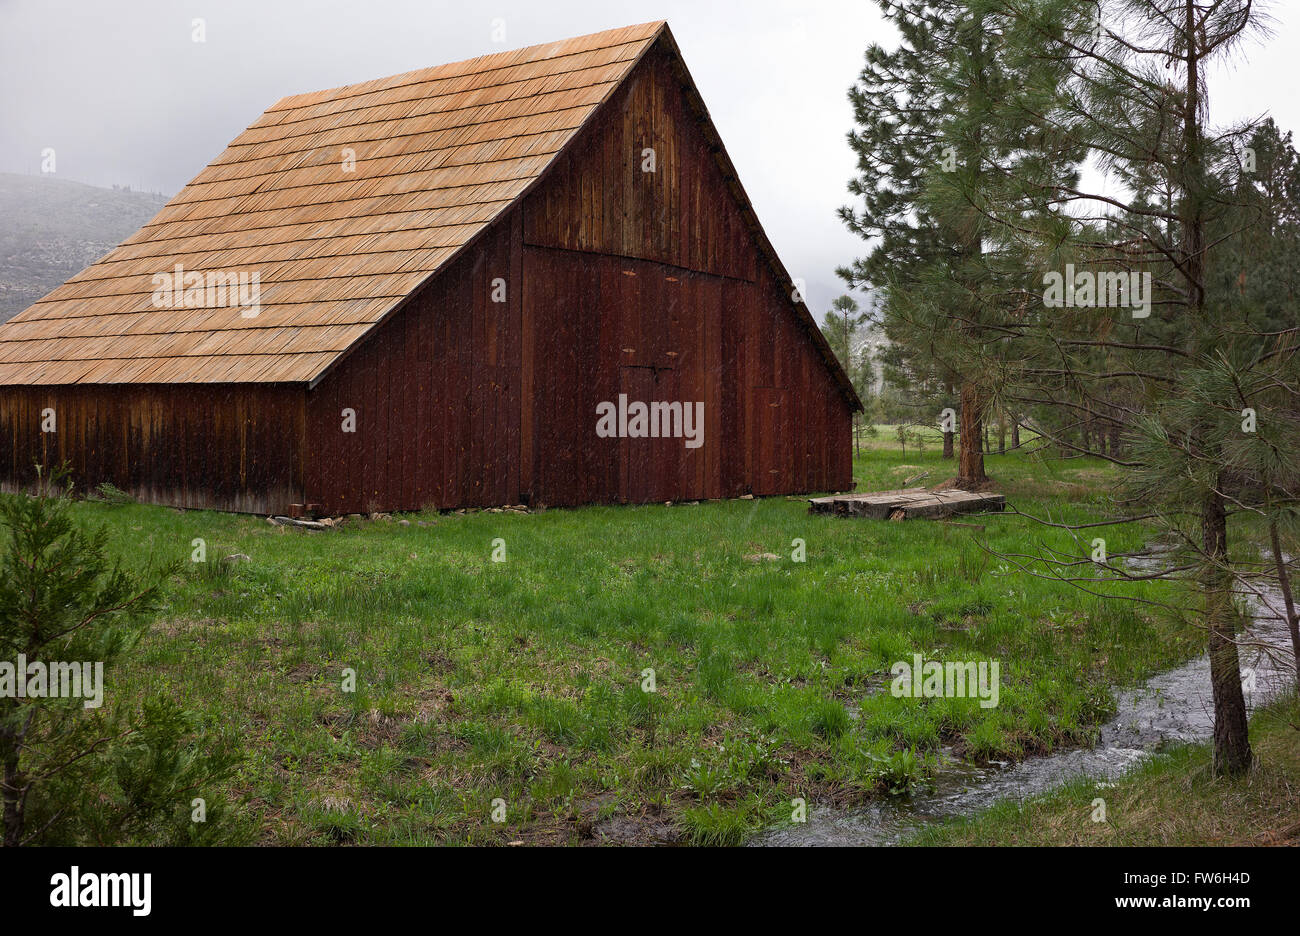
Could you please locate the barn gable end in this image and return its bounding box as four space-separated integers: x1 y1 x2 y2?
516 37 857 507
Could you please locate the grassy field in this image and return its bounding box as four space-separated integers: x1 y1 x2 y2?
906 694 1300 846
77 440 1200 846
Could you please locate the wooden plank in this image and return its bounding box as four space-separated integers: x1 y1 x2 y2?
519 238 535 503
809 489 1006 519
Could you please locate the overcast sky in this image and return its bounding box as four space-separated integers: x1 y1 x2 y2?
2 0 1297 314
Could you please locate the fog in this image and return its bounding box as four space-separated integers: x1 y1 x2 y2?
1 0 1296 315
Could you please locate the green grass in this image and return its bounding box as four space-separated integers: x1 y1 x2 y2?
905 694 1300 846
73 441 1199 845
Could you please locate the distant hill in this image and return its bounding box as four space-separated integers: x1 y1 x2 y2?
0 173 170 323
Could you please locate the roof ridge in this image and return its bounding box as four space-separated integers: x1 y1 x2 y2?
268 21 667 114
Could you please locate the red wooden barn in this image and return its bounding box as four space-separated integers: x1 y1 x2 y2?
0 22 859 514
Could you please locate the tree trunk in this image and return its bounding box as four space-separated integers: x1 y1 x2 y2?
942 384 955 459
1011 421 1020 451
1176 2 1248 776
997 412 1006 454
1268 519 1300 691
1 713 25 848
1202 485 1252 776
957 382 987 487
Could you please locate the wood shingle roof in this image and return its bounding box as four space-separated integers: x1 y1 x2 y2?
0 21 666 385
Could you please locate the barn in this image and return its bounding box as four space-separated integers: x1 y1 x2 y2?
0 21 860 514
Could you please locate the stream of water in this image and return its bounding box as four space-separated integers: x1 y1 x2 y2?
753 557 1297 846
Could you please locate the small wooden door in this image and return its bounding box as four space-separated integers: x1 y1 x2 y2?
619 365 679 503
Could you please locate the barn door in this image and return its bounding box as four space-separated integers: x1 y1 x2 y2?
619 365 679 504
750 387 791 495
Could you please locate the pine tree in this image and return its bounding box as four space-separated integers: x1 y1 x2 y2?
820 294 863 370
840 0 1080 487
975 0 1286 774
0 468 239 844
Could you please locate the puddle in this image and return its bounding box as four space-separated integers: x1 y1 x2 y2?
752 551 1297 846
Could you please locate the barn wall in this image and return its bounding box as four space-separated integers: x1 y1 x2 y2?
302 210 523 514
518 40 853 506
522 43 757 282
742 267 854 497
520 248 851 506
521 247 721 505
0 384 305 512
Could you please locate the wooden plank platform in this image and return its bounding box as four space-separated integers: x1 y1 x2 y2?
809 487 1005 519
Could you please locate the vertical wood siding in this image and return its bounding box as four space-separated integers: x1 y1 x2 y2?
303 210 523 514
516 42 852 506
522 45 758 282
0 384 305 512
519 249 850 506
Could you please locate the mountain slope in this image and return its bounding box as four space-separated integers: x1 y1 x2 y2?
0 173 169 323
